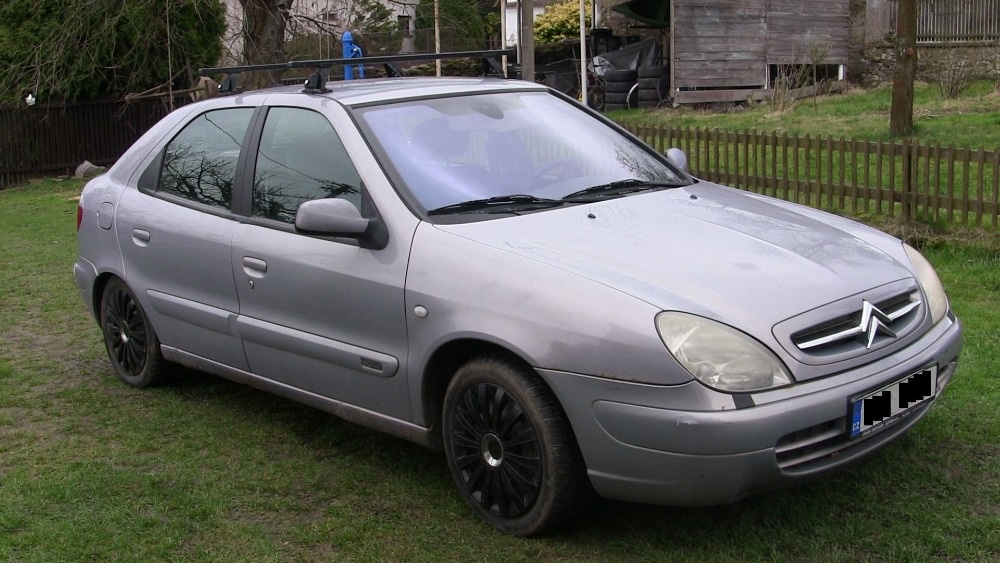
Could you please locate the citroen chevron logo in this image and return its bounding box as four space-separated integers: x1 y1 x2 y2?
796 298 919 351
859 300 896 348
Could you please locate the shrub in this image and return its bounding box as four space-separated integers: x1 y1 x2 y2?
923 48 977 99
535 0 591 44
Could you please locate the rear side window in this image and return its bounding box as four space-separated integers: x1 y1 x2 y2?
158 108 255 209
252 107 362 223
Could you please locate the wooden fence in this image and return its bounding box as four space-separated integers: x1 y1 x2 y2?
3 98 998 230
889 0 1000 44
626 124 1000 229
0 98 183 189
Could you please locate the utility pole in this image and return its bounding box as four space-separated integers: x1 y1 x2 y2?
519 0 534 81
890 0 916 136
434 0 441 77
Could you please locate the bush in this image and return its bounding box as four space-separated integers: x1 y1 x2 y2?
986 44 1000 94
535 0 591 44
923 48 977 99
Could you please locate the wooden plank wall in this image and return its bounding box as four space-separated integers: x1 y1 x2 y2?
875 0 1000 44
673 0 768 90
672 0 850 95
913 0 1000 43
866 0 894 44
766 0 850 65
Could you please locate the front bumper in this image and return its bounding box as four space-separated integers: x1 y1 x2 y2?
538 314 962 506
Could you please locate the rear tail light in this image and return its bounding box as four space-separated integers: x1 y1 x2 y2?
77 204 83 231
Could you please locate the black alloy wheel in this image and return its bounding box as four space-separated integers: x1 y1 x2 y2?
100 277 169 388
451 381 542 516
444 356 590 535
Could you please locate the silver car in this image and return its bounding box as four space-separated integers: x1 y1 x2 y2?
74 76 962 535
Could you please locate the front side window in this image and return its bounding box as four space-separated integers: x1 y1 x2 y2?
252 107 362 223
159 108 254 209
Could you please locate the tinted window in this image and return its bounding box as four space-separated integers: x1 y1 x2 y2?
159 108 254 209
252 107 362 223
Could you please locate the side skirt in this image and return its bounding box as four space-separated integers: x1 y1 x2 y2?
161 345 435 449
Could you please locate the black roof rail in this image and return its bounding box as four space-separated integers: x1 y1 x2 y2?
200 49 517 96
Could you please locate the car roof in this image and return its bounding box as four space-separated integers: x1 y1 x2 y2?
226 77 550 107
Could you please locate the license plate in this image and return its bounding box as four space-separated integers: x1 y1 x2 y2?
850 366 938 439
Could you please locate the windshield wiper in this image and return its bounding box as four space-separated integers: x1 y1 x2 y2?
561 179 685 202
428 194 566 216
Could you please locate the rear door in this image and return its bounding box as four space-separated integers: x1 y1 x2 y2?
231 104 413 419
116 106 257 371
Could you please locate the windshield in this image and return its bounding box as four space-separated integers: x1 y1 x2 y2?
355 91 689 217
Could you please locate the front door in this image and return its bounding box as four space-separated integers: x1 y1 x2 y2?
231 106 412 419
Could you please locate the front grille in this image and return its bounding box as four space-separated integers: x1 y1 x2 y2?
790 293 922 358
775 418 849 471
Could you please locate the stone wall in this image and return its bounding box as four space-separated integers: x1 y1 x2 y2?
859 37 999 87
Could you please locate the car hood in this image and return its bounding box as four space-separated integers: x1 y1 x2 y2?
434 182 913 330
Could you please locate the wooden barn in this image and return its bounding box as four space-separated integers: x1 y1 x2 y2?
613 0 850 104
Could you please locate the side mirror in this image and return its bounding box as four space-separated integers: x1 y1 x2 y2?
295 198 370 236
295 197 389 250
666 147 689 173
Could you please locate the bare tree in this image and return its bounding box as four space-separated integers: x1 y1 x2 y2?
238 0 294 88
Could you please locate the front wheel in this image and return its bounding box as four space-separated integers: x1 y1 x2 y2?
100 277 170 388
443 356 590 535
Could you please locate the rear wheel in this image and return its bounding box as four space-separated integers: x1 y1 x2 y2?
100 277 170 388
443 356 590 535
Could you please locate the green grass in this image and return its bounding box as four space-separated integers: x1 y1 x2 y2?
1 178 998 560
614 81 1000 151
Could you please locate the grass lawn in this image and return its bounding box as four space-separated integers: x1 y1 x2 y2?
613 81 1000 151
1 177 998 560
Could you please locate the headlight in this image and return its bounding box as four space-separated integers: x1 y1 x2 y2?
903 244 949 325
656 312 792 393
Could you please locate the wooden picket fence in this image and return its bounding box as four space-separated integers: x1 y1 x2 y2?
626 124 1000 229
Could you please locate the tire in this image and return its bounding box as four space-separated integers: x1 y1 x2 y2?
638 89 661 102
638 65 669 79
443 356 590 536
100 277 170 388
603 102 626 112
638 76 670 90
604 92 628 105
603 69 637 82
604 80 635 94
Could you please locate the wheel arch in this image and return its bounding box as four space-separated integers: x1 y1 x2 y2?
90 272 119 322
419 338 540 451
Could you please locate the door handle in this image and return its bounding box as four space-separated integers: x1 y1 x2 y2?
242 257 267 278
131 228 151 246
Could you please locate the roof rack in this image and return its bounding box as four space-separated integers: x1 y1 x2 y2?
200 49 517 96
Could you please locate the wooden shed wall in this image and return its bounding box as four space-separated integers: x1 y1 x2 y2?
672 0 850 95
673 0 767 89
766 0 850 64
